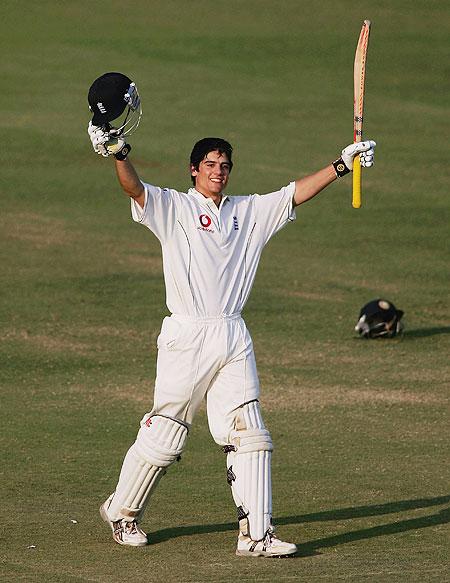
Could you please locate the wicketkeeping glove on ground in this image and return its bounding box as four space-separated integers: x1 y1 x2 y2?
87 121 127 158
341 140 376 171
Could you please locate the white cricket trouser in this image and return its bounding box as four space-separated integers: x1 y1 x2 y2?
107 313 273 540
151 313 260 444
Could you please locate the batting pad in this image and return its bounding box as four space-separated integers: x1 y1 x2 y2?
227 401 273 541
106 415 188 522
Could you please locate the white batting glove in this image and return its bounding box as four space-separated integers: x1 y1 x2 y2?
88 121 110 157
341 140 376 171
87 121 126 157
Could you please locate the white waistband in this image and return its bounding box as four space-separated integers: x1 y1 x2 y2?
171 312 242 323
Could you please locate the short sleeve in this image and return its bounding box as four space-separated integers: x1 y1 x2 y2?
253 182 296 245
131 182 176 242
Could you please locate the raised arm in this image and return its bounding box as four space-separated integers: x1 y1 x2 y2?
88 122 145 208
293 140 376 207
114 158 145 208
293 164 337 207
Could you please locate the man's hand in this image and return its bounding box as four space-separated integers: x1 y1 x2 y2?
87 121 126 157
88 121 110 157
341 140 376 171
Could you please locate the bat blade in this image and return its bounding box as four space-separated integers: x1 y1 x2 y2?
352 19 371 209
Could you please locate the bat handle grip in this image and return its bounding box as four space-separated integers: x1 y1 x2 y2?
352 155 362 209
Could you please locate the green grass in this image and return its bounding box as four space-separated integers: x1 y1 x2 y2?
1 1 449 581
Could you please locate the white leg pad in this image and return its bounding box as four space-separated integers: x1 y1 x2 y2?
226 401 273 541
106 415 188 522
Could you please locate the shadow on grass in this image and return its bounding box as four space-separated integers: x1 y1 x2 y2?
147 494 450 556
404 327 450 338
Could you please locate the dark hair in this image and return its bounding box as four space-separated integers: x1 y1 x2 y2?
190 137 233 185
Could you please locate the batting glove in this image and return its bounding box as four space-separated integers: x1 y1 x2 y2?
341 140 376 171
88 121 127 158
88 121 111 157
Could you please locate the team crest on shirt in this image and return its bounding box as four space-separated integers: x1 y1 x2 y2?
197 214 214 233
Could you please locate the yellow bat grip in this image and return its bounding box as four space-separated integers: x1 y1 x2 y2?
352 155 362 208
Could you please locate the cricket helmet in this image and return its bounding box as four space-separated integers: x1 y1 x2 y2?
88 72 142 136
355 299 404 339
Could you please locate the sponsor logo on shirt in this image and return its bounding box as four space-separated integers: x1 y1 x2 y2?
198 214 214 233
233 216 239 230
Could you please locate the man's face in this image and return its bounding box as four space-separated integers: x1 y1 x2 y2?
191 150 231 197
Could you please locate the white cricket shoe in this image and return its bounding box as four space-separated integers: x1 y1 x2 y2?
100 496 148 547
236 530 297 558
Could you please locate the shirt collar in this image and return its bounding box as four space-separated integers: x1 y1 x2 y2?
188 188 229 209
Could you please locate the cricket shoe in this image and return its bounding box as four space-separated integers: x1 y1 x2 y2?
236 530 297 558
100 495 148 546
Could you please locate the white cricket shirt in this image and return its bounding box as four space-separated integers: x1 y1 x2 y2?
131 182 296 318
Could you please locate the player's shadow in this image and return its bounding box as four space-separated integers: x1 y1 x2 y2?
284 496 450 557
404 326 450 338
147 494 450 555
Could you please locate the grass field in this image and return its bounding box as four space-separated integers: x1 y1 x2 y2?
1 1 449 581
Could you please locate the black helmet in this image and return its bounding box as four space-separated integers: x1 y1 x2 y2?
88 72 141 135
355 299 404 338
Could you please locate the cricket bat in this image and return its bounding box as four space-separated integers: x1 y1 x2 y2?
353 20 371 209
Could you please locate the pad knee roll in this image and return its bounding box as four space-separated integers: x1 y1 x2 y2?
107 415 188 521
134 413 188 467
